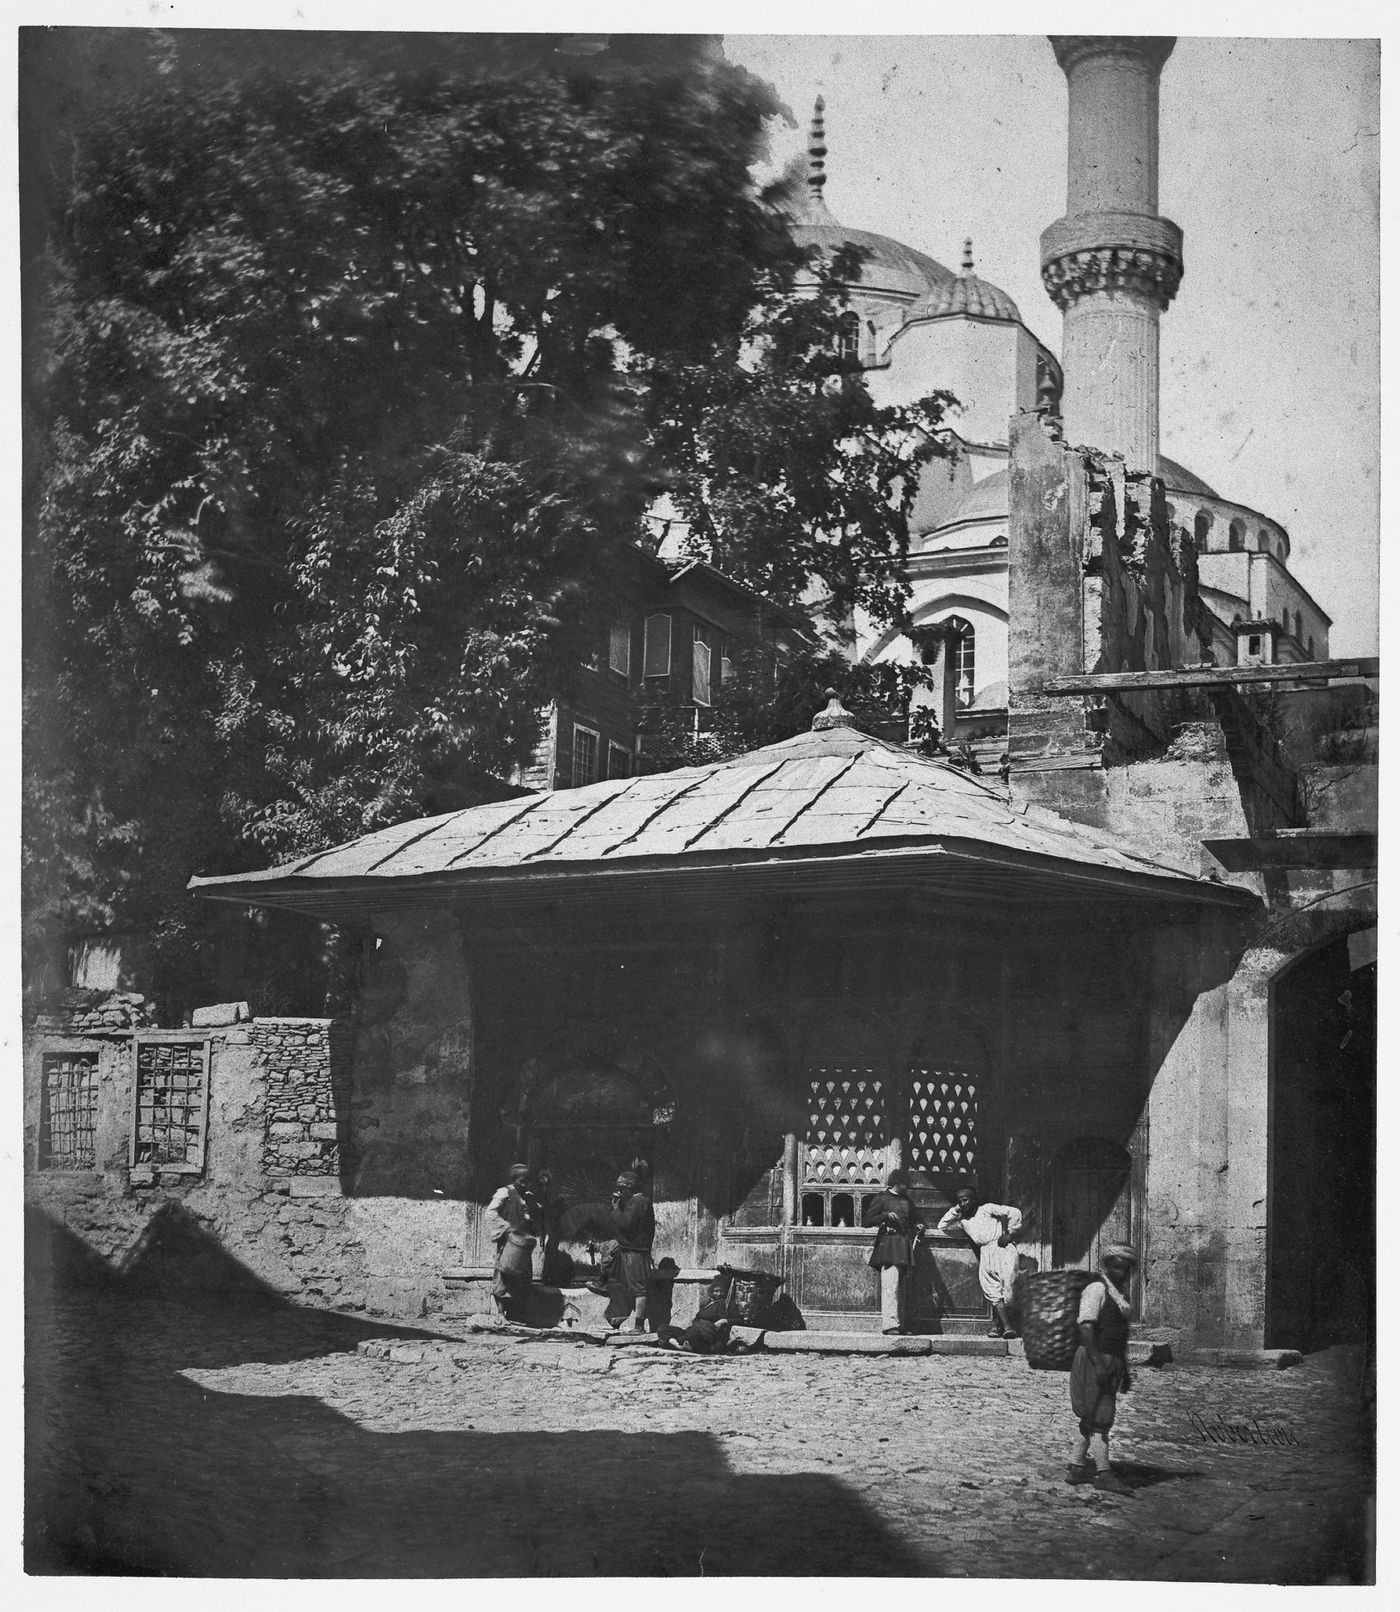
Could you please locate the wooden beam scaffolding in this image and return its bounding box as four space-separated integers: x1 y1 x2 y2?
1041 658 1378 696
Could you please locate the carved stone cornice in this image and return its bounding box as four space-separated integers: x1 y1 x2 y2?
1041 243 1183 313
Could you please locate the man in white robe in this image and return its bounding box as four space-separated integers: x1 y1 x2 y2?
937 1185 1023 1337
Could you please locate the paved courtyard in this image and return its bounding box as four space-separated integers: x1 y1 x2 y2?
26 1284 1373 1580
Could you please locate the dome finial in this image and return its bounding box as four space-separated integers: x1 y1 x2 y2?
812 686 857 731
808 95 828 198
962 238 975 274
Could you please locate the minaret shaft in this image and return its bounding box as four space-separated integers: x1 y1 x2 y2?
1041 36 1181 474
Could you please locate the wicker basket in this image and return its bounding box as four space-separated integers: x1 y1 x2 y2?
717 1264 786 1326
1018 1268 1096 1370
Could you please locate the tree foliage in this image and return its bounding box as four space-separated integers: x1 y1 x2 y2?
23 30 952 1013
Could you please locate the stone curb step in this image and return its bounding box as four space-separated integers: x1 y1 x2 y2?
361 1328 1294 1370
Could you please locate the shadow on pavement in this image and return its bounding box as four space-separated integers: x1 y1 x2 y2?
26 1213 933 1577
1114 1461 1209 1490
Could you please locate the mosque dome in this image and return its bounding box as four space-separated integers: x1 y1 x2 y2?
904 241 1022 324
788 98 954 300
940 458 1220 530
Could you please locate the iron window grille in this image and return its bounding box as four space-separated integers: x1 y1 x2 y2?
803 1069 889 1227
39 1049 100 1171
131 1037 210 1174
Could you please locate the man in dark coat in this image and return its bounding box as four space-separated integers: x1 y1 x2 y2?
1066 1243 1137 1494
862 1169 923 1334
608 1170 656 1333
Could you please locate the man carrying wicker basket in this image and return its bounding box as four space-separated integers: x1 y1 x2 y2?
1066 1243 1138 1495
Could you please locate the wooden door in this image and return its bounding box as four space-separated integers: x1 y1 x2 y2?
1051 1137 1132 1274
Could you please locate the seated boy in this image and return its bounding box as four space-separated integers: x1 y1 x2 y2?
659 1276 733 1354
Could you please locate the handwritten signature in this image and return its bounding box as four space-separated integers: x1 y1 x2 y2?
1189 1411 1301 1447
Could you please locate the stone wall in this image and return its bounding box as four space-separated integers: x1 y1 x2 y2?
255 1019 346 1181
24 1011 462 1320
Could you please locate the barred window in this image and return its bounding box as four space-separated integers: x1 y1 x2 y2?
907 1067 980 1182
803 1068 889 1227
132 1039 210 1173
39 1050 99 1171
606 741 632 780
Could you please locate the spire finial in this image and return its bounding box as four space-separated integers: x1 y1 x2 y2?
808 95 828 197
962 238 975 274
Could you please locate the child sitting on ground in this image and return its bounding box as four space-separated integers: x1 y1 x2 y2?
659 1275 733 1354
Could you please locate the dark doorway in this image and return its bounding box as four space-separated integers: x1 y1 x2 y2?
1267 931 1376 1350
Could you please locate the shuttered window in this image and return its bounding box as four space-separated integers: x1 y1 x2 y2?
609 619 631 678
692 627 712 705
643 614 672 678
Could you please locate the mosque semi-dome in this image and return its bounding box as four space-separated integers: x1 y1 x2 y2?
903 241 1022 324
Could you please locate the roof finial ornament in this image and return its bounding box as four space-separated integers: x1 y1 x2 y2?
808 95 828 198
812 686 857 731
962 237 975 274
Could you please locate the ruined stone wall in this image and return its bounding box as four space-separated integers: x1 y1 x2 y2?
24 1011 463 1320
1007 408 1213 776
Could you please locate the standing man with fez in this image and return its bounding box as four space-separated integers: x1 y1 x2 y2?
483 1162 541 1323
608 1167 656 1333
862 1168 924 1335
1065 1242 1138 1495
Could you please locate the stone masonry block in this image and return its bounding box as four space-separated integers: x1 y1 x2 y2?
289 1176 343 1198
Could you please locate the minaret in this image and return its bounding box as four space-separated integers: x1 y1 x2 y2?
1039 37 1182 474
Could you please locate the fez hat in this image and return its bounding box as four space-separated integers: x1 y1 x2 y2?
1101 1243 1138 1266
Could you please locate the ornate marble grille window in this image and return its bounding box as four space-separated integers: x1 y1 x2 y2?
907 1069 979 1182
39 1050 99 1171
803 1069 888 1227
132 1038 210 1174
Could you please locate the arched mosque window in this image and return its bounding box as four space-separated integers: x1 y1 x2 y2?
1228 521 1245 552
1194 512 1211 553
945 616 976 709
837 311 860 366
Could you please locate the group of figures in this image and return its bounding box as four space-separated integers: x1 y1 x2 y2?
485 1162 1139 1487
484 1160 736 1351
864 1174 1023 1339
864 1169 1140 1494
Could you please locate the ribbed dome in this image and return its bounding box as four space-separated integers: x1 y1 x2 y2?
788 96 954 301
791 214 954 301
904 239 1020 325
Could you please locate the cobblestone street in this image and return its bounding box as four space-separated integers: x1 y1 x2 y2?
26 1285 1372 1581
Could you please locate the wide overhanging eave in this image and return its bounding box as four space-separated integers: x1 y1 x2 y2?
188 838 1257 923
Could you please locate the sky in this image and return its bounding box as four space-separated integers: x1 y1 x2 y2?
726 33 1381 656
9 7 1384 657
